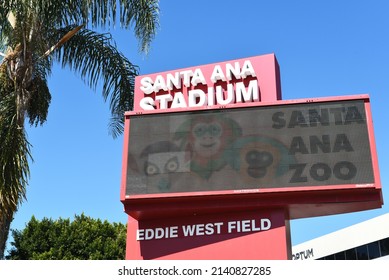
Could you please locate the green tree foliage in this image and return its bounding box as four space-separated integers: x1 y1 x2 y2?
0 0 159 259
6 214 127 260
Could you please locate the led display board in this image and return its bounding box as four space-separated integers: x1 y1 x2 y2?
122 96 379 198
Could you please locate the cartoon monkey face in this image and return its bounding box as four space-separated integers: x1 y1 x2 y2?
191 121 223 157
227 136 293 188
238 142 281 183
245 149 274 178
173 114 242 179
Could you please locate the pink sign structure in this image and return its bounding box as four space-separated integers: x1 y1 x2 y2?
133 53 282 112
121 54 382 260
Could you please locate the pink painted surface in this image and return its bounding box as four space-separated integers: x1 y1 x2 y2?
133 53 281 112
364 101 382 198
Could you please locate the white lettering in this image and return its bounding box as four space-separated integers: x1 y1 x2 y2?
241 220 251 232
213 222 223 234
251 219 261 231
136 229 145 241
139 96 156 110
155 94 173 109
140 77 154 94
182 225 196 236
191 68 206 86
145 228 155 240
136 226 179 241
210 65 227 83
207 87 215 106
196 224 205 236
216 84 235 105
226 62 241 80
153 75 167 92
241 60 256 78
154 227 165 239
182 222 224 237
261 218 271 230
188 89 207 107
171 92 187 108
137 59 260 110
235 80 259 103
205 223 215 235
170 226 178 238
166 72 181 90
136 219 270 241
180 70 194 87
228 221 238 233
228 219 271 233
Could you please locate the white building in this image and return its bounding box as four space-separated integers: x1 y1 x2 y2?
292 213 389 260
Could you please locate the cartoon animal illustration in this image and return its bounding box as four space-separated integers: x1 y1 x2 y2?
174 114 242 179
225 135 295 187
138 141 190 193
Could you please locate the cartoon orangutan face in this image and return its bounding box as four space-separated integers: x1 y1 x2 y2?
187 115 241 160
173 114 242 179
191 121 223 157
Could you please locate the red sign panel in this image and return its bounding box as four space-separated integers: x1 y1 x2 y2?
126 209 290 260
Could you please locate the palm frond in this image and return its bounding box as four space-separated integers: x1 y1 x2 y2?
26 76 51 127
0 3 14 51
53 26 138 137
71 0 160 53
2 0 160 54
119 0 160 53
0 70 31 214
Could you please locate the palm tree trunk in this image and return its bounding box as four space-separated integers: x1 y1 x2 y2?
0 211 14 259
0 60 30 260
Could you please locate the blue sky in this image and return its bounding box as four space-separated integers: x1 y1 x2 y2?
8 0 389 249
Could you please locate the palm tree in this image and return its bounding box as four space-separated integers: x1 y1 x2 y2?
0 0 159 259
